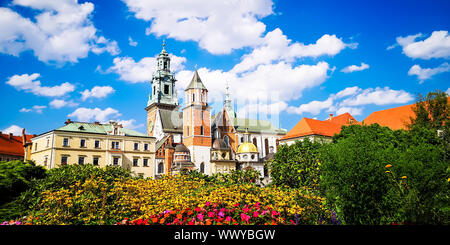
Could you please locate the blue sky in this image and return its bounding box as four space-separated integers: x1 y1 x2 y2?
0 0 449 136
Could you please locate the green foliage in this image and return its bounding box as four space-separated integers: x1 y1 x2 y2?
0 160 46 220
320 124 449 224
270 138 322 189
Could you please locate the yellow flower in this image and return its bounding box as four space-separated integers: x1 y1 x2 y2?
401 176 407 179
385 171 390 174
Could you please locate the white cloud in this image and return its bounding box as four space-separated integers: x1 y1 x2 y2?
287 86 413 117
20 105 47 113
68 107 122 122
396 31 450 60
128 36 138 47
232 28 356 73
81 86 115 101
341 62 369 73
287 97 333 115
49 99 78 109
2 125 23 135
446 88 450 95
6 73 75 97
123 0 274 54
117 119 144 129
0 0 119 63
408 62 450 82
336 106 362 116
340 87 413 106
108 54 186 83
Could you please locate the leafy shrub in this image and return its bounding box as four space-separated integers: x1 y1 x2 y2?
0 160 46 220
270 138 323 189
320 124 449 224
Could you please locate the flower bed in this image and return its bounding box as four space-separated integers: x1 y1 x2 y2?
5 174 334 225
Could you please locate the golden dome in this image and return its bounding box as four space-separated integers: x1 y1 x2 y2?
237 142 258 154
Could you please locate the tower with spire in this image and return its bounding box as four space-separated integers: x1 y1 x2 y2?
147 40 178 107
182 67 212 174
146 41 181 137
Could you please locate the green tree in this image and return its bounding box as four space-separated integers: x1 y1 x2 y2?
320 124 449 224
270 138 322 189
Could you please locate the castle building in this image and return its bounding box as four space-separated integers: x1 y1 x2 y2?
30 120 156 178
147 44 287 177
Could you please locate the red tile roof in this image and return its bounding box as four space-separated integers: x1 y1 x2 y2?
0 133 31 157
281 117 351 140
363 97 450 130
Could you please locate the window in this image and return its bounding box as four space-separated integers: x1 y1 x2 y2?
144 143 148 151
111 141 120 150
264 138 269 155
134 143 139 150
113 128 118 135
192 93 195 102
164 61 167 70
187 127 190 136
61 156 68 165
133 158 138 167
143 158 148 167
94 140 100 148
200 125 204 135
80 139 86 148
78 156 85 165
46 138 50 147
224 135 229 146
164 84 169 94
241 137 244 143
44 156 48 166
93 157 99 166
34 143 38 151
200 162 205 173
158 162 164 174
63 138 69 147
113 157 119 166
253 138 257 147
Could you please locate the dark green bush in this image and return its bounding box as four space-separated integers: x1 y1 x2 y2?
0 160 46 220
320 124 449 224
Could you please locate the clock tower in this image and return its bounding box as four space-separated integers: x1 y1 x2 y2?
145 41 179 137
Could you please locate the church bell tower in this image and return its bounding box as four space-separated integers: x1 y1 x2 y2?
146 41 179 136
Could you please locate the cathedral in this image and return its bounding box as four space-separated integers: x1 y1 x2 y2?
145 44 287 178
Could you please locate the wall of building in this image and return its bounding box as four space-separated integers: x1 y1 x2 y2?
30 131 156 178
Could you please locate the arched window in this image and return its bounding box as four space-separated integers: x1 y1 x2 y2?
224 135 229 146
158 162 164 174
253 137 257 147
200 162 205 173
264 138 269 155
192 93 195 102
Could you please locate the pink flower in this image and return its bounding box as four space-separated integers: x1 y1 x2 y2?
253 211 259 218
225 216 232 222
205 201 211 206
243 205 250 213
208 212 215 218
218 211 225 217
197 213 204 221
271 210 278 216
240 213 250 222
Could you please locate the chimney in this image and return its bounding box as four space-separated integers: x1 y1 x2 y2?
9 133 13 139
328 114 334 120
94 121 100 125
65 119 72 125
22 128 26 146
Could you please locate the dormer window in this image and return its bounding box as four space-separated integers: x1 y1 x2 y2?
78 126 85 130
